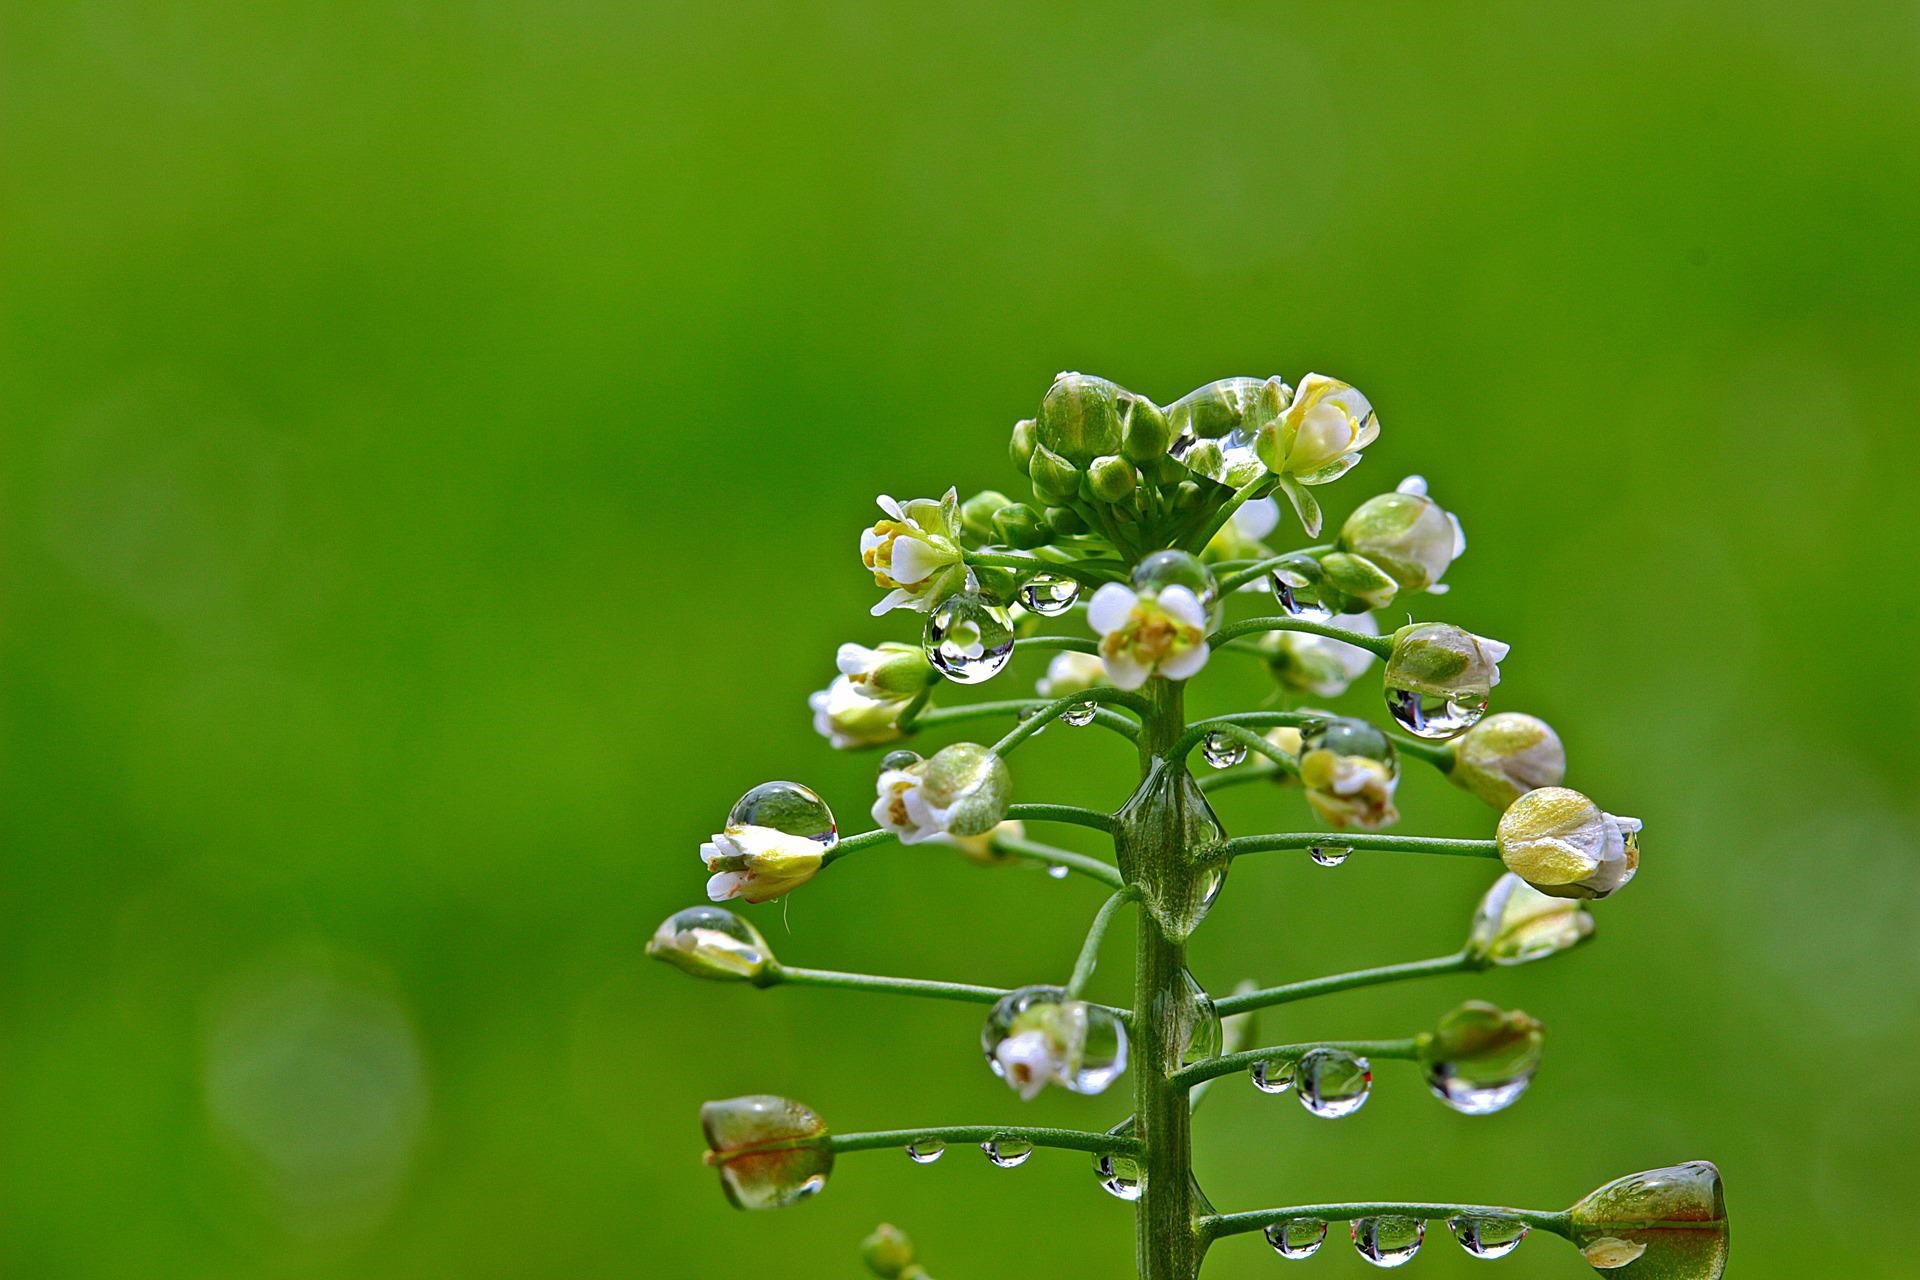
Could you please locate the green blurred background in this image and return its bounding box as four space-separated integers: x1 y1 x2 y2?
6 1 1918 1275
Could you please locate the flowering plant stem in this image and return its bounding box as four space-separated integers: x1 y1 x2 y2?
1199 1204 1573 1242
1224 832 1498 861
1211 951 1478 1017
1171 1038 1421 1091
1206 615 1395 657
826 1125 1143 1158
1066 887 1139 1000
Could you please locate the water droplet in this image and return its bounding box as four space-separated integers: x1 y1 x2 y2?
1265 1218 1327 1259
1061 701 1098 727
1352 1216 1424 1268
1175 969 1222 1067
925 592 1016 684
1301 716 1399 771
1446 1215 1528 1259
1045 863 1070 880
878 749 922 774
1130 549 1219 610
1427 1063 1534 1115
1093 1152 1143 1201
1167 378 1274 487
727 781 837 847
1308 844 1352 867
1385 685 1487 740
1271 573 1336 623
1201 731 1247 768
1019 573 1080 616
1296 1048 1372 1118
981 986 1129 1097
981 1136 1032 1167
1250 1058 1295 1094
905 1139 946 1164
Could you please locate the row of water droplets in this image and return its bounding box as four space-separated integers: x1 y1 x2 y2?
1265 1214 1527 1265
900 1138 1145 1200
1249 1047 1535 1117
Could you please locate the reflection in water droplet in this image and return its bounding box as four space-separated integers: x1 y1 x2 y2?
1061 701 1098 727
1427 1062 1534 1115
1045 863 1070 880
1266 1218 1327 1259
981 1136 1033 1167
1352 1216 1424 1268
878 749 923 775
1296 1048 1372 1118
1093 1152 1143 1201
1271 574 1337 623
906 1139 946 1164
981 985 1129 1097
1175 969 1222 1067
1130 549 1219 610
727 780 838 847
1385 685 1486 739
1250 1058 1295 1094
925 592 1016 684
1201 731 1247 769
1447 1214 1529 1259
1019 573 1081 616
1308 844 1352 867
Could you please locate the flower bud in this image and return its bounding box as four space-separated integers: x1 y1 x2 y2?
862 1224 917 1278
938 818 1025 866
1568 1162 1728 1279
861 491 966 616
1043 504 1088 535
1450 712 1566 808
1037 372 1125 464
1339 476 1465 595
1087 454 1138 503
1385 623 1509 702
1261 612 1378 698
1036 650 1107 699
702 826 825 904
809 677 911 749
647 906 775 984
1464 872 1594 966
991 502 1047 548
700 1095 832 1210
1318 550 1401 610
1254 372 1380 483
1297 717 1400 830
958 489 1013 540
1417 1001 1544 1105
1496 787 1640 900
1009 418 1037 473
1119 393 1172 463
982 985 1128 1098
1028 442 1080 504
872 742 1012 844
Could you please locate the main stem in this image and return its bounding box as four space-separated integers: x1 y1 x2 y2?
1131 678 1204 1280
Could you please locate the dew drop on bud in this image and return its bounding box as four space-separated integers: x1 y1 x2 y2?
981 985 1129 1096
878 749 922 775
1250 1058 1295 1095
1093 1152 1143 1201
1131 549 1219 610
1271 572 1336 623
1296 1048 1372 1118
1019 573 1080 617
1446 1214 1528 1259
1061 701 1097 727
1265 1218 1327 1259
727 781 838 847
1200 731 1247 769
1427 1062 1535 1115
1384 685 1487 739
1308 844 1352 868
981 1136 1033 1167
925 592 1016 684
905 1139 946 1164
1352 1216 1424 1268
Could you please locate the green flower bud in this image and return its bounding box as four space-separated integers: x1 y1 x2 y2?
836 641 936 700
990 502 1047 548
1418 1001 1544 1089
862 1223 917 1278
1385 623 1509 702
1037 372 1125 464
1569 1162 1728 1279
958 489 1013 540
1009 418 1037 474
1028 443 1081 505
1144 453 1188 486
1496 786 1640 900
1319 550 1401 610
1044 504 1088 535
872 742 1012 843
1119 393 1172 464
1261 610 1378 698
1087 454 1139 503
1450 712 1566 808
700 1095 833 1210
647 906 776 984
1339 476 1465 595
1464 872 1594 966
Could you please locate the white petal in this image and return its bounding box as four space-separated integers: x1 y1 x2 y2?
1231 496 1281 541
1101 653 1148 690
706 871 744 901
1396 474 1428 496
1159 642 1210 681
1157 586 1207 628
1086 583 1138 634
876 494 906 520
1478 635 1512 663
837 643 875 675
870 587 914 617
888 536 943 586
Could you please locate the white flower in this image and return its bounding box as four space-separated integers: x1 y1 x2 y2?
1263 611 1378 697
1086 583 1210 690
1496 787 1641 900
872 743 1011 845
1036 651 1108 699
809 677 910 750
860 490 965 615
994 1027 1074 1100
701 826 824 904
1261 373 1380 482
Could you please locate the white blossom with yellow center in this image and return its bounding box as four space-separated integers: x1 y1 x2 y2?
1085 583 1210 690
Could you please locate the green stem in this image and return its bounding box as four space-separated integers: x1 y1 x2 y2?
1200 1204 1572 1242
1207 615 1395 658
988 689 1148 755
1019 635 1101 655
963 550 1131 583
1212 548 1333 595
912 698 1138 743
1066 887 1139 999
1197 761 1289 792
989 831 1125 887
1182 476 1275 554
772 966 1008 1005
1170 1038 1422 1091
826 1124 1142 1158
1212 951 1478 1017
1224 832 1498 861
1171 714 1321 763
1390 731 1457 770
1006 802 1115 833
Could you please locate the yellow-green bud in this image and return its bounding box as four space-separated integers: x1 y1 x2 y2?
958 489 1013 540
861 1224 917 1278
1087 454 1138 503
872 742 1013 843
991 502 1047 548
1043 504 1088 535
1419 1001 1544 1083
646 906 776 984
1385 623 1509 701
1464 872 1594 966
1339 477 1465 595
1119 393 1172 463
1037 372 1125 464
836 641 936 699
700 1095 832 1210
1010 418 1037 473
1496 786 1640 900
1319 550 1400 610
1028 443 1080 504
1450 712 1566 807
1568 1162 1728 1279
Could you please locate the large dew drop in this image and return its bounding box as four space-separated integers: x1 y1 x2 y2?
981 986 1128 1097
905 1139 945 1164
1201 731 1247 768
1265 1218 1327 1259
1019 573 1080 617
1352 1216 1424 1268
727 781 837 847
1250 1058 1294 1095
925 592 1016 684
1131 548 1219 610
1385 685 1487 739
1427 1062 1534 1115
1446 1214 1528 1259
1296 1048 1372 1118
1093 1153 1143 1201
981 1136 1033 1168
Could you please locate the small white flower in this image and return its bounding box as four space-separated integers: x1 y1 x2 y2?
1263 611 1378 697
1496 787 1640 900
1086 583 1210 691
860 490 966 616
871 743 1011 844
701 826 825 904
834 640 936 699
808 677 911 750
1036 651 1108 700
